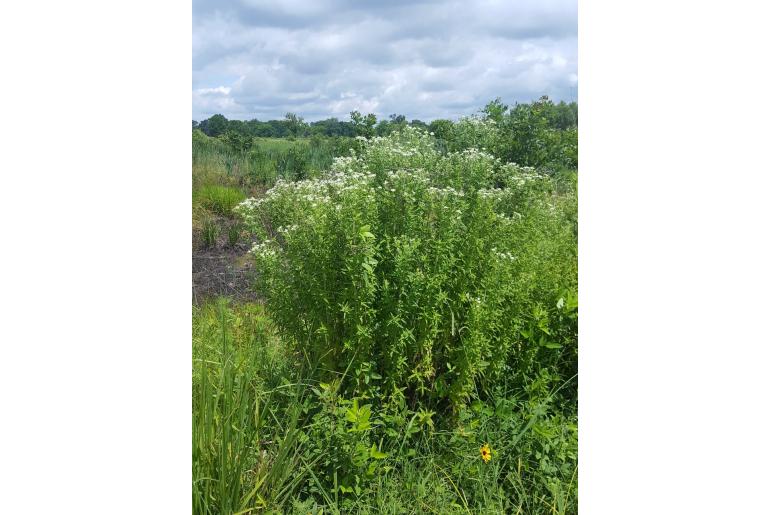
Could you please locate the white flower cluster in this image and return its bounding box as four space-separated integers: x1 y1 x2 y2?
491 247 516 261
330 155 360 173
245 170 377 216
357 127 436 162
428 186 465 198
382 169 431 191
235 197 266 228
496 212 523 223
455 147 495 161
499 164 545 186
250 239 279 259
478 188 505 200
457 115 495 126
236 196 264 212
277 224 298 234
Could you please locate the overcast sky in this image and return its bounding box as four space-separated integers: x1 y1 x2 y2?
192 0 577 122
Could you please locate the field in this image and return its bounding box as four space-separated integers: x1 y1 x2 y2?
192 98 578 513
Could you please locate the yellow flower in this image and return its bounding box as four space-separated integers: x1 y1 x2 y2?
480 443 492 463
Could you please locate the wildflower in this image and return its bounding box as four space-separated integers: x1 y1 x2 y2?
480 443 492 463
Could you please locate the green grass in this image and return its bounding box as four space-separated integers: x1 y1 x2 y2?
192 131 349 193
194 185 246 217
253 137 309 151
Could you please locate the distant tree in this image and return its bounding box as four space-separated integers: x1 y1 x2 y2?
192 120 199 130
284 112 307 137
409 119 428 131
482 97 508 123
549 101 578 130
350 110 377 138
308 117 355 137
375 119 391 136
200 114 229 137
228 119 248 135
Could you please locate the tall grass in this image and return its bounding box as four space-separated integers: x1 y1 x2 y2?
194 185 246 217
192 300 311 513
192 131 346 192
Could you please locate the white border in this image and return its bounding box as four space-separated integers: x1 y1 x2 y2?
580 0 770 512
1 0 191 512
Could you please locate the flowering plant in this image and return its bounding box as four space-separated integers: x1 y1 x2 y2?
237 127 576 409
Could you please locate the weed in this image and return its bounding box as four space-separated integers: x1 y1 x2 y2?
201 216 218 249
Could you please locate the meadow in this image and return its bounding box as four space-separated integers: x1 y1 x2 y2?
193 97 578 513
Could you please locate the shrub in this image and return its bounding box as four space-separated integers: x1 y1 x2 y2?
237 127 576 410
438 98 579 173
220 130 254 152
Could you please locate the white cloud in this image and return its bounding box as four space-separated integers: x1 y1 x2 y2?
192 0 577 121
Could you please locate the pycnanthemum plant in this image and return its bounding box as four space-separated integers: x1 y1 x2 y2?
237 126 576 410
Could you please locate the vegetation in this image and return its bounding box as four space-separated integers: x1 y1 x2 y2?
193 96 576 144
193 98 578 513
192 131 354 193
195 185 246 217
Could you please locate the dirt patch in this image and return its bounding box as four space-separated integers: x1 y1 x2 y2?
192 248 258 304
192 215 258 303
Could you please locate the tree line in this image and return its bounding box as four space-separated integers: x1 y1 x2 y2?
192 97 577 140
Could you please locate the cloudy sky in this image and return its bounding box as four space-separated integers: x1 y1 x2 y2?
192 0 577 122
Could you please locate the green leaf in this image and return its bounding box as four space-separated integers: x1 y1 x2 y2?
370 444 388 459
358 225 375 239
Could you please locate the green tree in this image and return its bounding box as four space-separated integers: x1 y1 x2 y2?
202 114 229 137
409 119 428 130
350 110 377 138
482 97 508 123
284 112 307 138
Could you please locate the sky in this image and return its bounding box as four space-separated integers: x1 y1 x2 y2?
192 0 577 122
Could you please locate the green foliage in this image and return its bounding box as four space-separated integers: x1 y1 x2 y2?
193 300 307 513
201 215 218 249
438 96 579 173
350 110 377 138
276 145 310 181
220 130 253 152
194 185 246 217
428 119 454 141
193 131 351 190
192 300 577 514
285 112 307 138
237 127 577 410
201 113 229 137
